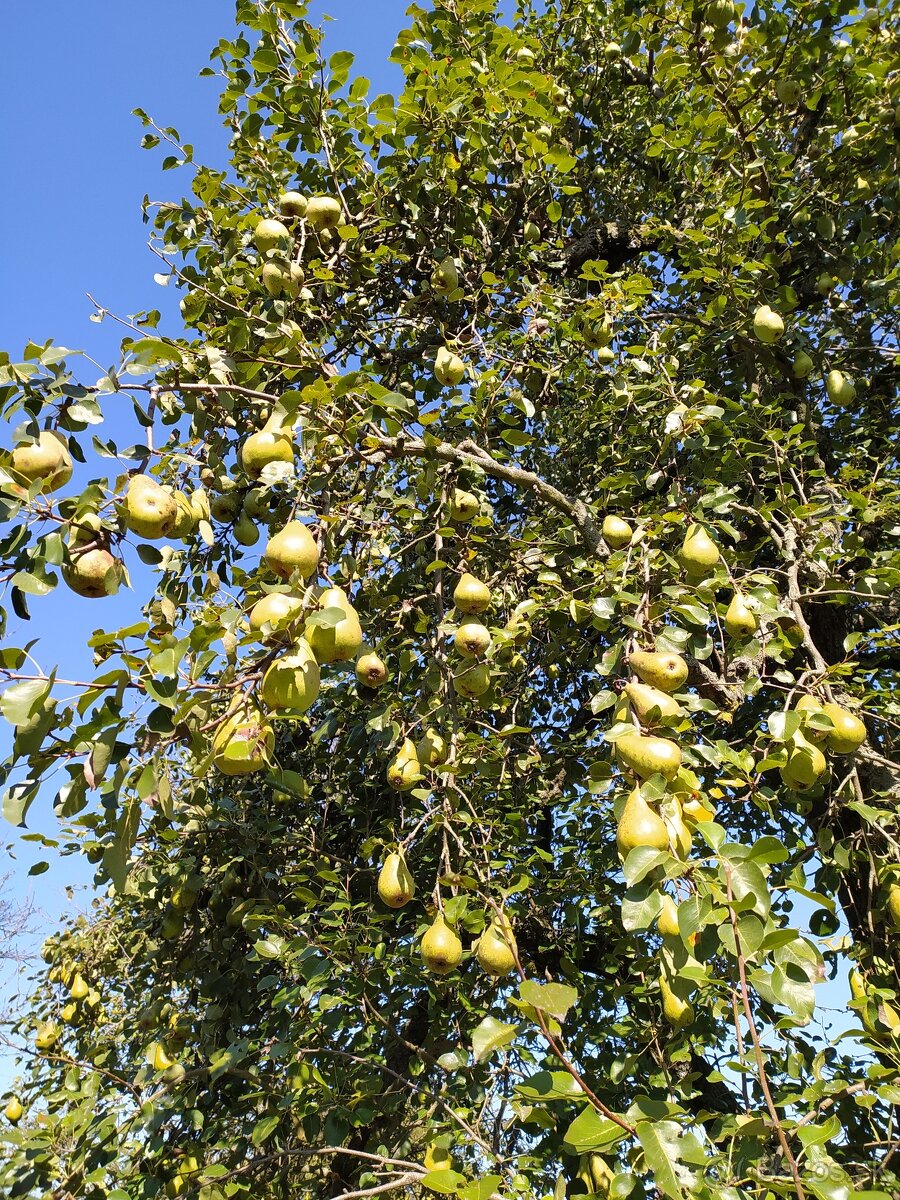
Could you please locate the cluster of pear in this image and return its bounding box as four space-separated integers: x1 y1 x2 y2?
779 693 868 791
577 307 615 364
253 190 343 299
752 304 856 405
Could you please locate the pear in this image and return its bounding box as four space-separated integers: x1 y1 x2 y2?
887 883 900 932
60 1003 78 1024
660 974 694 1029
416 728 448 767
125 476 178 540
279 190 307 217
780 729 827 791
601 514 633 549
431 257 459 294
260 640 320 715
248 592 303 639
306 587 363 663
454 663 491 699
792 350 815 379
421 914 463 974
209 491 242 522
623 681 682 723
821 703 867 755
450 488 479 522
705 0 737 27
69 973 89 1001
577 1154 614 1197
616 787 669 855
775 78 801 106
434 346 466 386
34 1020 59 1051
424 1144 453 1171
628 650 688 693
63 546 122 598
795 693 827 739
10 430 73 492
149 1042 177 1072
657 895 681 940
378 852 415 908
169 491 198 539
453 572 491 613
523 220 541 242
356 652 388 688
724 592 757 637
516 46 536 64
211 698 274 776
264 521 320 581
680 524 720 576
4 1096 24 1124
825 370 856 405
262 260 303 298
233 511 260 547
665 802 693 859
305 195 342 230
387 738 420 791
616 732 682 780
455 621 492 659
255 217 292 254
752 305 785 345
476 914 518 976
242 429 293 477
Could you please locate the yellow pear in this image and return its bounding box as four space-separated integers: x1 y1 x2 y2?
434 346 466 386
305 195 342 230
660 974 694 1029
149 1042 176 1072
795 693 827 739
169 491 197 539
416 728 448 767
248 592 304 639
724 592 757 637
680 524 720 577
601 514 632 549
260 640 320 715
261 260 303 298
431 257 459 294
254 217 291 254
378 852 415 908
10 430 73 492
453 572 491 613
577 1154 614 1197
264 521 320 581
628 650 688 693
34 1021 59 1051
887 883 900 932
454 621 492 659
4 1096 24 1124
780 729 827 791
241 429 293 478
387 738 420 791
449 488 479 522
657 895 681 940
421 914 463 974
825 369 856 405
623 681 682 722
523 219 541 241
63 545 122 598
125 476 178 540
356 652 388 688
665 802 692 858
616 733 682 780
424 1144 453 1171
211 698 274 776
69 973 89 1001
821 703 867 755
60 1003 78 1024
476 914 518 976
306 587 363 663
454 663 491 699
752 304 785 344
616 787 669 855
279 191 307 217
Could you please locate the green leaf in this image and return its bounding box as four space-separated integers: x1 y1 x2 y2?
422 1170 467 1194
471 1016 516 1064
250 1114 280 1146
519 980 579 1022
635 1121 702 1200
459 1177 503 1200
514 1070 585 1101
564 1106 630 1154
0 677 53 726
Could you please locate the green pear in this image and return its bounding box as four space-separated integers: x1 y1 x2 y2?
434 346 466 386
377 851 415 908
261 260 301 298
821 703 867 755
616 732 682 780
825 370 856 405
454 663 491 699
476 914 518 976
665 803 693 859
211 699 274 776
387 738 420 790
169 491 198 539
453 571 491 612
260 640 320 715
724 592 757 637
616 787 669 855
816 213 836 239
629 650 688 693
421 914 463 974
449 489 479 522
306 587 363 663
623 681 682 722
657 895 681 940
264 521 320 581
780 729 827 791
305 195 342 230
241 429 294 477
10 430 73 492
63 546 122 598
516 46 536 64
753 306 784 344
454 621 492 659
660 973 694 1029
792 350 815 379
523 220 541 242
416 728 448 767
705 0 737 27
775 78 801 106
680 523 720 576
601 514 633 549
254 218 291 255
576 1154 614 1197
887 883 900 932
431 257 459 294
233 510 260 547
34 1020 59 1051
279 191 307 217
604 40 623 59
125 476 178 539
356 652 388 688
4 1096 24 1124
248 592 303 639
209 490 242 522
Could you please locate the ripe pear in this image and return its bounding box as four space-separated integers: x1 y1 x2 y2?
450 488 479 522
248 592 303 639
623 681 682 723
150 1042 176 1072
601 514 632 549
377 851 415 908
821 703 867 755
887 883 900 932
416 728 448 767
434 346 466 386
241 429 293 477
264 521 320 581
453 571 491 612
724 592 757 637
665 802 693 859
825 370 856 405
616 787 669 855
421 914 463 974
279 190 307 217
628 650 688 693
125 476 178 540
752 305 785 345
63 546 122 598
60 1003 78 1024
431 257 459 294
255 217 291 254
305 195 342 230
169 491 197 539
260 640 320 715
476 915 518 976
307 587 363 663
211 699 274 776
4 1096 24 1124
657 895 681 940
69 973 89 1001
424 1144 452 1171
387 738 420 791
660 974 694 1029
792 350 815 379
11 430 73 492
780 729 827 791
454 663 491 699
680 523 720 576
455 621 492 659
35 1020 59 1051
356 652 388 688
616 732 682 780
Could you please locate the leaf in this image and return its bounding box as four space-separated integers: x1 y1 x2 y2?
514 1070 585 1101
471 1016 516 1064
727 860 770 918
519 980 579 1022
621 883 664 931
3 780 39 827
422 1170 467 1194
635 1121 701 1200
459 1177 503 1200
563 1106 630 1153
250 1114 280 1146
0 677 53 726
103 796 141 891
208 1039 250 1082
